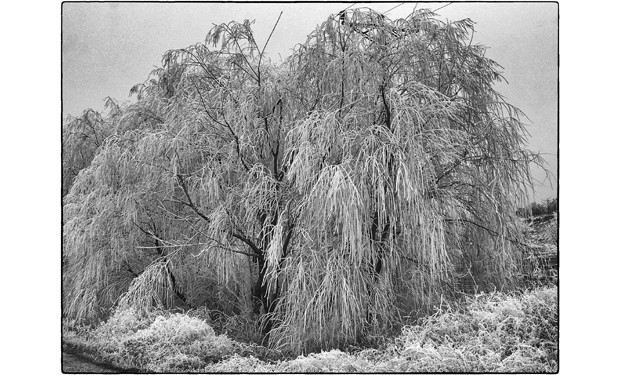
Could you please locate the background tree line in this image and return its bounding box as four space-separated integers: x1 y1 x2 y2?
517 198 558 217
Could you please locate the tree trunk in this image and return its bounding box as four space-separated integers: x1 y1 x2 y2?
251 254 280 336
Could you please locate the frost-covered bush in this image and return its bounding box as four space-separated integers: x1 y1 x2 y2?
393 286 558 372
94 307 154 337
76 310 235 371
140 313 216 343
63 287 557 372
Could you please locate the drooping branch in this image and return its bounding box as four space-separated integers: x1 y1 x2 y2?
131 220 190 306
444 218 527 247
136 242 257 258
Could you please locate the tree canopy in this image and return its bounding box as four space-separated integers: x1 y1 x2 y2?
63 8 540 353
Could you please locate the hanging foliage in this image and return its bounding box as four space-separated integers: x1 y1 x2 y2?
63 8 540 353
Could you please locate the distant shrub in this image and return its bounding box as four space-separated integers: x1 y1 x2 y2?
549 218 558 246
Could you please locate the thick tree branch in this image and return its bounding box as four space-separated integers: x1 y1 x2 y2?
232 232 263 257
380 85 391 129
175 174 212 223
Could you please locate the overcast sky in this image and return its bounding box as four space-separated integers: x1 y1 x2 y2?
62 2 558 201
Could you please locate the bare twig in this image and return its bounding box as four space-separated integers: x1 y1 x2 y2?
258 11 283 84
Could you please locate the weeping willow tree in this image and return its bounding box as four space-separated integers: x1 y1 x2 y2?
62 101 115 197
63 8 539 352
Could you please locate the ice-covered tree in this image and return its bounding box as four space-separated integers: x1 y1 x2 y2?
63 8 539 353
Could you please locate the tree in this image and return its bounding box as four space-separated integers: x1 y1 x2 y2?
62 105 110 197
63 8 540 353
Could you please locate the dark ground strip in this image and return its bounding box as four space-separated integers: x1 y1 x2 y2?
62 352 119 373
62 343 142 374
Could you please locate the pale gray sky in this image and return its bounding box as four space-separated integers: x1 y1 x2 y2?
62 2 557 201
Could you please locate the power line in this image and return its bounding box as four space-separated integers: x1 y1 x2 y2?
433 2 453 13
342 2 451 18
342 3 357 12
383 2 405 15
